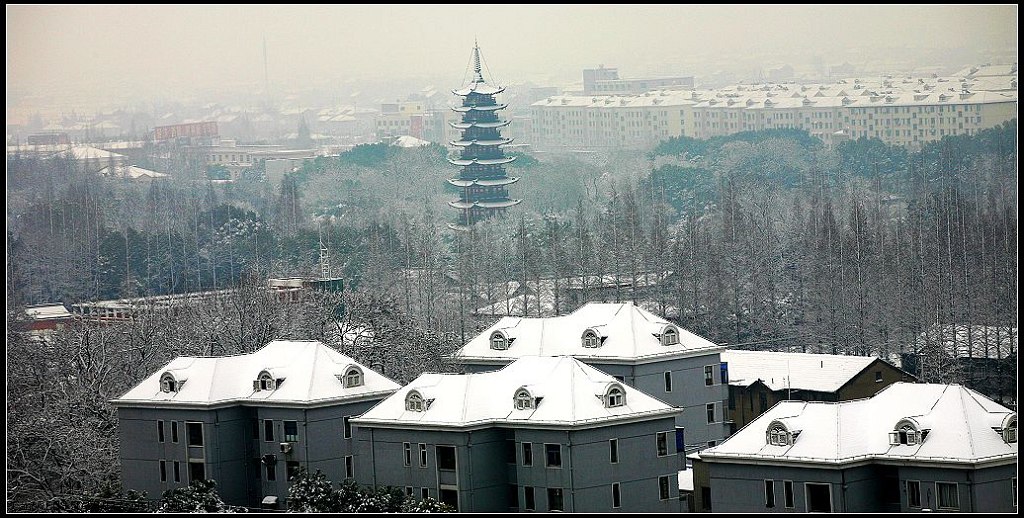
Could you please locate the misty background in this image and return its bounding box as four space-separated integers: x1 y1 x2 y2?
6 5 1017 123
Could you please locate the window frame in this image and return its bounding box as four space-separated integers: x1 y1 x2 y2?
263 419 274 442
784 480 794 509
185 421 204 447
171 421 179 443
547 487 564 512
936 481 959 510
656 431 669 456
403 442 412 466
664 371 673 392
522 442 533 467
765 479 776 508
160 460 166 482
343 416 352 439
659 475 671 500
706 403 716 424
545 443 562 468
612 482 622 509
344 367 363 388
418 443 428 468
906 479 921 508
345 455 354 479
158 420 165 443
609 438 619 464
704 365 715 386
524 486 535 511
284 420 298 442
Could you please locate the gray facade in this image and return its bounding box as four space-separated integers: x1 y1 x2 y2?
354 417 684 513
117 398 381 508
700 460 1017 513
463 353 730 451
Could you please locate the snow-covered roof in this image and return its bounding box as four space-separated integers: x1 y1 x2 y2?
61 145 125 160
353 356 678 429
455 302 721 364
113 340 400 408
25 304 72 321
391 135 431 148
98 165 169 179
916 324 1017 359
701 382 1017 466
721 350 884 392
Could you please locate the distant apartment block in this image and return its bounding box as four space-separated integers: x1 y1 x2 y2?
530 70 1018 150
455 302 730 450
353 356 685 512
692 383 1017 513
583 65 695 95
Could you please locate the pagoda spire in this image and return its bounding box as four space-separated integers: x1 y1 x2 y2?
472 39 484 83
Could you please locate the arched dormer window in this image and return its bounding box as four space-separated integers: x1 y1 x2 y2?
766 421 792 446
660 326 679 346
605 384 626 408
1002 414 1017 444
889 419 925 446
582 329 602 348
406 390 425 412
255 370 281 392
343 366 364 388
160 372 179 393
514 388 535 410
490 331 509 351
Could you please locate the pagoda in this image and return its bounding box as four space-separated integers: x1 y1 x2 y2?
447 43 520 228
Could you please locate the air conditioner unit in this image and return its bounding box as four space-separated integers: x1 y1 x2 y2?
279 442 293 454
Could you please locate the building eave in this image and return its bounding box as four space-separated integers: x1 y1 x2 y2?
109 389 398 411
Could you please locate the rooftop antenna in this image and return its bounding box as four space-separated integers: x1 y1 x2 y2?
318 222 330 280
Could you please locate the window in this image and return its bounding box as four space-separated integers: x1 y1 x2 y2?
765 480 776 508
173 461 181 483
515 389 534 410
704 365 714 386
659 475 671 500
547 488 564 511
406 391 425 412
907 480 921 508
661 327 679 346
160 460 166 482
657 431 669 456
784 480 794 508
421 488 429 500
437 445 457 471
265 462 276 481
583 330 601 348
158 420 165 443
664 371 673 392
937 482 958 510
257 371 276 391
875 371 883 383
160 372 177 393
343 416 352 439
345 456 354 479
403 443 412 466
609 439 619 464
522 442 533 466
186 422 204 447
612 482 621 508
171 421 179 443
768 424 790 446
701 487 712 511
707 440 716 447
284 421 298 442
524 487 535 511
419 443 428 468
287 461 300 480
889 422 921 445
805 483 832 512
1004 415 1017 444
720 362 729 384
545 443 562 468
706 403 716 423
506 440 517 464
264 420 274 442
490 332 508 350
405 487 414 497
605 385 625 407
344 367 363 388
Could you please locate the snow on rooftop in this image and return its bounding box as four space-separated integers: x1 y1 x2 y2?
99 165 169 179
721 349 881 392
456 302 721 363
391 135 431 148
25 304 72 320
354 356 678 429
701 382 1017 466
114 340 400 407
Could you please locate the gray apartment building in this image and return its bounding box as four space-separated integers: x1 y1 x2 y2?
111 340 400 508
352 356 686 512
455 302 731 451
692 382 1018 513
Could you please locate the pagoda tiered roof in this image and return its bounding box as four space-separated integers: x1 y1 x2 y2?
452 103 508 113
447 177 520 188
449 120 512 130
450 137 514 147
448 156 517 166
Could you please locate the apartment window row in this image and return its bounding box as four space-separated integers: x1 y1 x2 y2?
520 486 564 512
159 459 205 484
157 421 203 447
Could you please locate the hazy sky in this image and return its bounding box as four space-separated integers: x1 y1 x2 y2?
6 5 1018 108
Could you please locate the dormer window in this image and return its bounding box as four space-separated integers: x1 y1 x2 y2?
661 326 679 346
255 370 282 392
343 366 364 388
605 384 626 408
889 419 925 446
767 422 791 446
160 372 178 393
514 389 535 410
406 391 425 412
582 330 602 348
1002 414 1017 444
490 331 508 351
